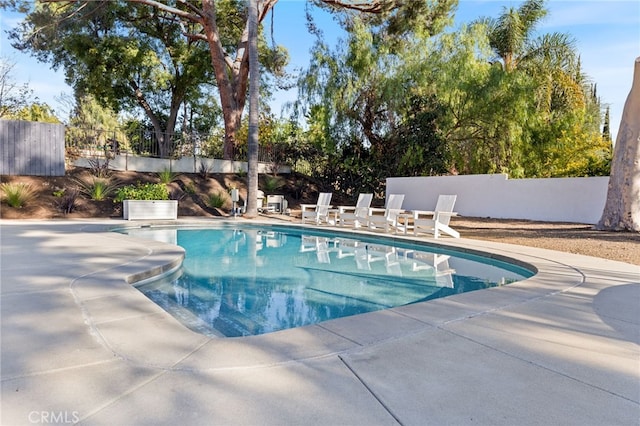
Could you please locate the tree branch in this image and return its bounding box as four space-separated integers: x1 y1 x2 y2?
127 0 204 25
319 0 394 14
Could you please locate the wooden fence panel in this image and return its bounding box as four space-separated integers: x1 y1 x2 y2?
0 119 65 176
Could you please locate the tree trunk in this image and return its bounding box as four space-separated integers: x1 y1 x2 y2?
125 0 382 162
245 0 259 218
130 80 167 157
221 108 242 160
597 57 640 232
129 79 185 158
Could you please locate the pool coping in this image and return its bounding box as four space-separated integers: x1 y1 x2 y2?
5 217 628 367
76 219 568 368
2 217 638 425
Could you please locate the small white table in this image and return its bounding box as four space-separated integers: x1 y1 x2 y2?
327 208 339 225
396 212 413 235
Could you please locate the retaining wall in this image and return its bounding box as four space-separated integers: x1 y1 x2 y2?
73 154 290 174
387 174 609 224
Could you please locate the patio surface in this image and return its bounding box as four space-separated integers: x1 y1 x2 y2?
1 219 638 425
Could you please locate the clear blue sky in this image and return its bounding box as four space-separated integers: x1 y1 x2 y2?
1 1 639 142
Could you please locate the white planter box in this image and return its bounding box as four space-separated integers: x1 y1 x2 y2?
123 200 178 220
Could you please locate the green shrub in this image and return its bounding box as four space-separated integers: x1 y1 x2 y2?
114 182 169 202
157 168 180 184
0 182 35 208
205 191 227 209
76 177 119 201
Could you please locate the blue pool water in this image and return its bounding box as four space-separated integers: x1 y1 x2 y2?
120 225 534 337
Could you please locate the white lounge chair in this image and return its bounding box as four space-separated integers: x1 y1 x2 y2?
338 193 373 228
301 192 333 225
413 194 459 238
366 194 405 233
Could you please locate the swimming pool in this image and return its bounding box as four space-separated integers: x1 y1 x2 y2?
120 224 534 337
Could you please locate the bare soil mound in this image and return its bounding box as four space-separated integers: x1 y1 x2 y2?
1 167 321 220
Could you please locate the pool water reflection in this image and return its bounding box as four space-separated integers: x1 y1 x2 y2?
123 226 533 337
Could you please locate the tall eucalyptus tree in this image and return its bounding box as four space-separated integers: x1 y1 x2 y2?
598 58 640 232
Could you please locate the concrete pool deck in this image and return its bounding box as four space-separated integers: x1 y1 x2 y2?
1 218 638 425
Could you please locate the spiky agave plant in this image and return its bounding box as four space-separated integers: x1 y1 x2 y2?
157 168 181 185
205 191 228 209
0 182 35 208
75 177 119 201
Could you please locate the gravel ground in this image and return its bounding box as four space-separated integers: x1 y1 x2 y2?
277 213 639 266
451 217 640 266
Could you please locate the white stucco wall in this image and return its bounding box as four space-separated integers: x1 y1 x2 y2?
74 154 290 174
386 174 610 224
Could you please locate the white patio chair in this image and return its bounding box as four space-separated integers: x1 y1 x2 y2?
301 192 333 225
413 195 460 238
366 194 405 233
338 193 373 228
